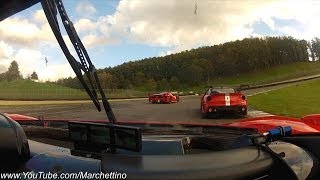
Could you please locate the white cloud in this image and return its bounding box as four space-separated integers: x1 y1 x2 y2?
33 9 47 24
37 63 75 82
103 0 320 53
0 8 97 81
0 44 75 81
14 49 75 81
13 49 43 77
103 0 271 50
13 0 316 58
74 18 97 32
0 41 14 60
261 17 275 31
82 33 120 48
0 16 55 47
0 65 6 73
3 0 320 81
82 34 107 48
74 16 121 48
0 41 14 73
76 0 97 18
279 26 300 37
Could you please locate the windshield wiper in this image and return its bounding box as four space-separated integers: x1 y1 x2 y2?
41 0 116 123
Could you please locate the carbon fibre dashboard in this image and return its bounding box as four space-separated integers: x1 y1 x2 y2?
23 135 318 180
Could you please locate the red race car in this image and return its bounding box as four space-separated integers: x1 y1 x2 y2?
149 92 179 104
200 87 247 118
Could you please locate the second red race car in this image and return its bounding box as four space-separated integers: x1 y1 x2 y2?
149 92 179 104
200 86 247 118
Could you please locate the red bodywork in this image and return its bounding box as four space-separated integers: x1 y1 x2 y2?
225 115 320 134
201 87 247 117
5 113 320 135
148 92 179 104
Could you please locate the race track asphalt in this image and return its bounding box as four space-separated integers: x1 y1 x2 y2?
0 95 264 125
0 81 304 124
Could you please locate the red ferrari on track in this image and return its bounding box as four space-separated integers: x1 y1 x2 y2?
201 87 247 118
148 92 179 104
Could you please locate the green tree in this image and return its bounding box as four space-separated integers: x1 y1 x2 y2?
56 77 82 89
56 36 310 89
157 78 169 90
181 64 204 85
133 72 146 86
0 73 6 81
145 78 157 91
312 37 320 61
6 61 22 81
98 72 114 89
169 76 179 89
30 71 38 80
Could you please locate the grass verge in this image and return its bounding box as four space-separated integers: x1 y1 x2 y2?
183 62 320 94
249 79 320 117
0 80 88 100
2 62 320 100
0 80 148 100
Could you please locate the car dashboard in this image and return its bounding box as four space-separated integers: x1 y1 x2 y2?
0 114 319 179
23 129 320 180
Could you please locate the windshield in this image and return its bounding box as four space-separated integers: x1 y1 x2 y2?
211 88 235 94
1 0 320 134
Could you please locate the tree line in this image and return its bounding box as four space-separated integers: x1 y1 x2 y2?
0 61 38 81
56 36 320 91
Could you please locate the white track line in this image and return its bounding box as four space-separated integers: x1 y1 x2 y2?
248 110 273 117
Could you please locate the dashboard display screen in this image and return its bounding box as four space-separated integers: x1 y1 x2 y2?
114 128 140 150
90 125 111 144
69 121 142 152
69 123 88 141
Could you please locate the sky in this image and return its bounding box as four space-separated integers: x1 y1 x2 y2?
1 0 320 81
